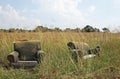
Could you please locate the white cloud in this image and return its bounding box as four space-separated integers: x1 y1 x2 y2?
113 0 120 8
88 6 96 13
0 0 99 29
32 0 85 23
5 4 25 20
0 6 2 13
0 4 41 29
21 8 27 13
54 0 82 17
113 0 120 4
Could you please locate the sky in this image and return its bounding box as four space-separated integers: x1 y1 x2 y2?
0 0 120 31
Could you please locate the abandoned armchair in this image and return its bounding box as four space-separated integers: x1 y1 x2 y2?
7 41 45 68
67 41 100 62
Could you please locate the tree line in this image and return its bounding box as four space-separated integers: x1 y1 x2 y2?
0 25 110 33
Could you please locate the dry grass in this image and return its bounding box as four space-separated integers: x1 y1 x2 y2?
0 32 120 79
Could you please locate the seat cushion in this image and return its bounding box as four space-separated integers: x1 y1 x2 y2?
14 41 41 61
12 61 38 68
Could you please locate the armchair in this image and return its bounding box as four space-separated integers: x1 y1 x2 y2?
7 41 45 68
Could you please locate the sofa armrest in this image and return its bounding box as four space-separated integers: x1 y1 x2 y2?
7 51 19 63
35 50 45 63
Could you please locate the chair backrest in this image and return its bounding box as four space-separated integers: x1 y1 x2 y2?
67 41 90 57
67 41 90 51
14 41 41 61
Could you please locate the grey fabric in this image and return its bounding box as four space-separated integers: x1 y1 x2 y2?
35 50 45 63
67 41 89 49
88 45 100 56
67 41 90 56
67 41 90 63
7 51 19 63
7 41 46 68
12 61 38 68
14 41 41 61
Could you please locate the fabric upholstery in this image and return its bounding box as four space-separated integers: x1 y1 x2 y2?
13 41 41 61
7 51 19 63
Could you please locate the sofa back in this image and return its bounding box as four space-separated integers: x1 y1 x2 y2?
14 41 41 61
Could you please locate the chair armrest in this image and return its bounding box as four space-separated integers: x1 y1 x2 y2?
7 51 19 63
35 50 45 63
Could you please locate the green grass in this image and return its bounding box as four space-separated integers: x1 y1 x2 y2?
0 32 120 79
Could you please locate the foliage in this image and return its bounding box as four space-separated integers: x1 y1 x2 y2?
54 27 62 32
102 27 110 32
81 25 100 32
0 25 103 33
34 26 49 32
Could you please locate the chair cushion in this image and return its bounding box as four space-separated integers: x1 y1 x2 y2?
14 41 41 61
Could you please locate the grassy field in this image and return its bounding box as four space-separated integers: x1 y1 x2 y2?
0 32 120 79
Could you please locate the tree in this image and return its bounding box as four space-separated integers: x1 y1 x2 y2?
82 25 95 32
34 26 48 32
73 28 81 32
102 27 110 32
94 28 100 32
8 28 16 32
54 27 62 32
34 26 43 32
64 28 71 32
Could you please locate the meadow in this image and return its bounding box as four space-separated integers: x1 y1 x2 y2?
0 32 120 79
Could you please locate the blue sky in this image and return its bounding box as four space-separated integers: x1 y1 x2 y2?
0 0 120 31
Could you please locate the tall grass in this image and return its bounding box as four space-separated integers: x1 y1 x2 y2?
0 32 120 79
